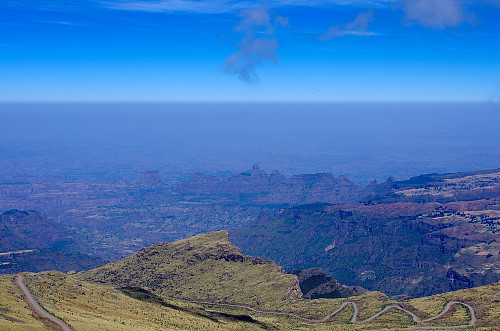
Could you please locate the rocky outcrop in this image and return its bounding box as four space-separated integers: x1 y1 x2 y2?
222 164 272 194
290 268 365 299
174 173 222 195
264 173 362 205
175 164 364 205
139 170 162 186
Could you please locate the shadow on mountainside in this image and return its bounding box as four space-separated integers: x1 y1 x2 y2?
118 286 276 330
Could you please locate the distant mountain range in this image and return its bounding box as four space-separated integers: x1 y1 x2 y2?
175 163 368 205
230 168 500 297
0 164 392 261
1 166 499 299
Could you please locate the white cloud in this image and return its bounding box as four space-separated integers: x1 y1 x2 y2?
223 7 280 83
235 6 274 33
320 12 378 40
400 0 471 28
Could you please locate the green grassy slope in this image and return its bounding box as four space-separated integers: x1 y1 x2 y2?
77 231 302 309
3 272 498 330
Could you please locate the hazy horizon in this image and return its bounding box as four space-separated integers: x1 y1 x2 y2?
1 102 499 186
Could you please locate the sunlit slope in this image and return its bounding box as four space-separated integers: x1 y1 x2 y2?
405 280 500 329
0 275 48 331
3 272 498 330
2 229 492 330
21 271 282 331
78 231 301 308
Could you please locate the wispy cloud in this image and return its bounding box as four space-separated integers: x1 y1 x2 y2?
3 0 498 19
102 0 392 14
320 12 378 40
235 6 274 33
223 7 281 83
103 0 244 14
274 16 290 28
0 0 99 11
40 20 76 25
400 0 472 29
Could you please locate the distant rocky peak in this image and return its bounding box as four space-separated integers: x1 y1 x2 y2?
175 165 363 204
2 209 30 216
241 163 267 176
138 169 162 186
2 209 45 218
338 175 350 181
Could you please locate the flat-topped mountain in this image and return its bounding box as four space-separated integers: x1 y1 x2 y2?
371 168 500 203
0 165 372 261
78 231 303 308
138 169 163 186
175 164 364 205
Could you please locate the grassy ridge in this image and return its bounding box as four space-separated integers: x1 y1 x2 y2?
77 231 302 309
3 229 498 330
26 271 281 330
6 272 497 330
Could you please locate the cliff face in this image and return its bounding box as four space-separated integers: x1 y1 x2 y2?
264 173 362 205
139 170 162 186
290 268 366 299
0 165 396 264
174 164 364 205
174 173 223 195
229 198 500 298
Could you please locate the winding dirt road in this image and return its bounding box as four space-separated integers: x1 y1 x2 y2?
12 273 476 330
186 298 476 328
14 274 72 331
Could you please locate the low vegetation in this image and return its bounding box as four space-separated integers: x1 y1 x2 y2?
0 275 48 331
77 231 302 309
2 228 499 330
2 271 497 330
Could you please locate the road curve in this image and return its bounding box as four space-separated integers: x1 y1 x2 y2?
11 274 477 330
184 298 476 328
14 274 72 331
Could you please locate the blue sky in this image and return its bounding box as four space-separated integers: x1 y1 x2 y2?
1 0 499 102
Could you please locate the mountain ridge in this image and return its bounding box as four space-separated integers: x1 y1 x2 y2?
77 230 304 308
